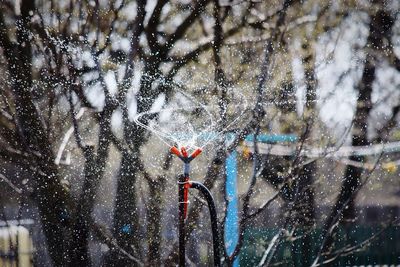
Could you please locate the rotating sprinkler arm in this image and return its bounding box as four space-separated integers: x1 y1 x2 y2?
170 146 203 163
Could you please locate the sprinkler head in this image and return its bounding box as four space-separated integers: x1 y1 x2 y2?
170 146 202 162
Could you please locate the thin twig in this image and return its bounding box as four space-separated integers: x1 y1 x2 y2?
0 173 23 194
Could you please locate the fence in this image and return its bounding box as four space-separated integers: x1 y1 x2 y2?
0 224 34 267
240 225 400 266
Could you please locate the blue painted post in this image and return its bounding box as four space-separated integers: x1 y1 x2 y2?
225 151 239 266
223 133 297 265
245 133 298 143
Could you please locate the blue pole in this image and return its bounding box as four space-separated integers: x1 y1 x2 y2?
225 151 239 266
244 133 297 143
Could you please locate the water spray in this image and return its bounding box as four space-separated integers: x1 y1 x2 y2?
170 146 221 267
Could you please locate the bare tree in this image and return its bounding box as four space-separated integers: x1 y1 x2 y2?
0 1 399 267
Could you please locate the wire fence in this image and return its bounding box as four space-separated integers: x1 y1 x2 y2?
240 225 400 267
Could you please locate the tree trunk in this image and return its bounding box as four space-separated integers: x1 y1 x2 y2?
110 151 142 267
1 1 72 266
321 9 394 256
147 177 166 266
111 59 161 266
335 9 393 223
290 38 317 266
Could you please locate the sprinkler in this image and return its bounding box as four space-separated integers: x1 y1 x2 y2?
170 146 221 267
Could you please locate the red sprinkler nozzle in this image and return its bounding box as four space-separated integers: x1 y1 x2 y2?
180 146 188 158
189 148 202 160
170 146 181 157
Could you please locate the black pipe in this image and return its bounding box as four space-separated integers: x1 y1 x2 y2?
190 181 221 267
178 175 186 267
